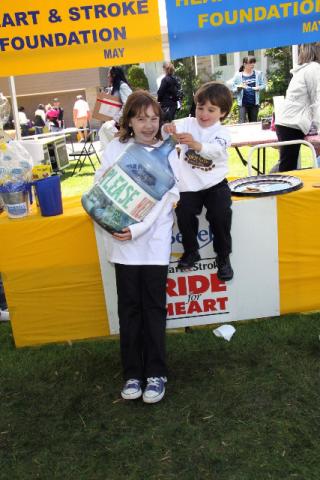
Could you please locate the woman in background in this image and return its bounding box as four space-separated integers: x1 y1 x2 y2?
275 42 320 171
231 56 266 123
34 104 46 135
157 62 181 122
107 66 132 123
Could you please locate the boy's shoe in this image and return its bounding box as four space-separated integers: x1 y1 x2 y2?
121 379 142 400
143 377 167 404
216 255 234 281
177 251 200 270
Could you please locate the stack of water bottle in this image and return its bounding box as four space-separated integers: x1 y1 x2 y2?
0 141 33 218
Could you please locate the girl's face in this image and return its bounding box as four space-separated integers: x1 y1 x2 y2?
244 61 255 73
129 105 160 145
196 100 224 128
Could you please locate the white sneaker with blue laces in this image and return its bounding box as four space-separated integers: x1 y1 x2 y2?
143 377 167 404
121 379 142 400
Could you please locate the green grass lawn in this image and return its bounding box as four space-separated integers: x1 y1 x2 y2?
61 145 315 197
1 314 319 479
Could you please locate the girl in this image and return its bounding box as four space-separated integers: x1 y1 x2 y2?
231 56 266 123
95 91 179 404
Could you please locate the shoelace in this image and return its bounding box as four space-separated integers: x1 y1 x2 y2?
126 379 140 387
146 377 164 388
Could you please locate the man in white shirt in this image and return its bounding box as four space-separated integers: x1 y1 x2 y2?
73 94 91 141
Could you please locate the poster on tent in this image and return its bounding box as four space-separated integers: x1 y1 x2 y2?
0 0 163 76
95 197 280 335
165 0 320 59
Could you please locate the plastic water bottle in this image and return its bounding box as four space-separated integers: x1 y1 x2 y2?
0 93 10 128
82 136 177 233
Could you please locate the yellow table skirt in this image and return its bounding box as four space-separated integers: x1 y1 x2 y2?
0 196 109 346
1 169 320 347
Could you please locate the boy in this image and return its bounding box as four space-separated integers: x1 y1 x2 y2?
164 82 234 281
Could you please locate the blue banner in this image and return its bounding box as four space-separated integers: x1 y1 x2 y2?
166 0 320 59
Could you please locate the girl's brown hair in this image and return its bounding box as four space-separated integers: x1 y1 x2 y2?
118 90 163 143
194 81 233 120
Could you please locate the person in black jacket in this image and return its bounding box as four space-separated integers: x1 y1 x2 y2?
157 62 182 122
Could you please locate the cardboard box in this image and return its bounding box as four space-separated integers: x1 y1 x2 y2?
92 93 122 122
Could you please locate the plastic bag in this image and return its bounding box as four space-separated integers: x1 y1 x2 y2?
0 140 33 186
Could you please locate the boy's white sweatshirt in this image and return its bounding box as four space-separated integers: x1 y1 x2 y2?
167 117 231 192
94 138 179 265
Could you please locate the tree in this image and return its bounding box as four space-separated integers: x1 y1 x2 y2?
264 47 292 101
173 58 201 118
127 65 149 90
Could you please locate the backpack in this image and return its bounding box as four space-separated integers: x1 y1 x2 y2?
172 76 184 102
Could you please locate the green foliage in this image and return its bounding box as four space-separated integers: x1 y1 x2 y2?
225 100 239 124
258 101 273 119
174 58 201 118
127 65 149 91
264 47 292 101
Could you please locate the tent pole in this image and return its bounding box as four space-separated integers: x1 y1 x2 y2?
8 76 21 140
292 45 299 67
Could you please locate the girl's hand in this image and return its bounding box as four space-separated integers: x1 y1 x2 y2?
175 132 202 152
112 227 132 241
163 123 177 135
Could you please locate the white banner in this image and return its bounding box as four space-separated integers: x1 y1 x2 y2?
95 196 280 334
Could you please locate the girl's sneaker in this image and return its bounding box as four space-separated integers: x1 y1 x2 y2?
121 379 142 400
143 377 167 404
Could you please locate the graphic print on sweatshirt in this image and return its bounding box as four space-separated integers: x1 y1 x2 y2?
184 136 228 171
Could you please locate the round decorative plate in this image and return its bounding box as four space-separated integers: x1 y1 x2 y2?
229 174 303 197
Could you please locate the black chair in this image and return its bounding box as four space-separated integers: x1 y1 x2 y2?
68 130 101 175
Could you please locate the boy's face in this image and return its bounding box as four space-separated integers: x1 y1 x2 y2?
196 100 225 128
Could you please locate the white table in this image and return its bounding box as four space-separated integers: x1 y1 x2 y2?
226 122 320 174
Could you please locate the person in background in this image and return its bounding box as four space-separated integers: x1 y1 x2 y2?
34 104 46 135
107 66 132 123
157 62 183 122
163 81 234 281
275 42 320 172
95 90 179 404
73 94 91 142
52 98 64 129
231 56 266 123
18 106 31 137
46 104 60 132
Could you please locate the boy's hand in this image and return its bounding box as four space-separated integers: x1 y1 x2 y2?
175 132 202 152
163 123 177 135
112 227 132 241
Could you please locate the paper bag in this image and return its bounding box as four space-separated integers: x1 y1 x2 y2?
92 93 122 122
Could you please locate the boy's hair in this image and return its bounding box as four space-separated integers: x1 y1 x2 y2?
118 90 163 143
194 82 233 120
